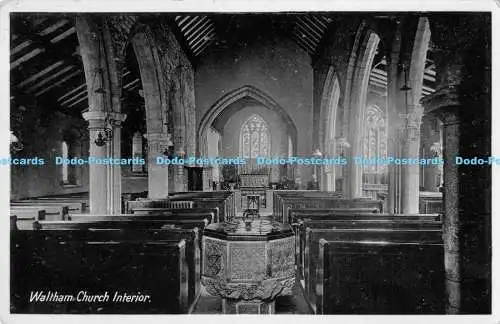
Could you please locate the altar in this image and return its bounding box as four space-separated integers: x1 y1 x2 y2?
201 219 295 314
239 173 269 209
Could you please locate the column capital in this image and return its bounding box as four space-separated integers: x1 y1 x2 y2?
82 110 107 121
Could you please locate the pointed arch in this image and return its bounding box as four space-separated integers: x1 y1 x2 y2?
345 25 381 198
198 85 297 156
319 66 341 155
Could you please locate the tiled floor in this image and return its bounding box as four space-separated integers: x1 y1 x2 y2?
191 279 312 314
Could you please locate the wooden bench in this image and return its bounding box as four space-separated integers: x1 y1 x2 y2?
302 227 443 312
291 211 441 226
419 192 443 214
274 194 383 223
10 215 18 230
288 207 379 223
23 226 201 308
11 204 69 220
11 229 190 313
33 218 208 231
69 213 213 226
34 197 89 212
129 207 218 223
317 240 445 314
293 215 441 272
170 191 235 221
9 208 45 230
273 190 344 218
13 200 85 214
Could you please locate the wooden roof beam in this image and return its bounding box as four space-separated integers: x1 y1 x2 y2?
58 83 86 101
26 65 74 93
35 70 82 96
17 60 65 88
67 95 88 108
50 26 76 44
295 22 321 45
61 88 87 106
10 48 44 69
186 20 212 44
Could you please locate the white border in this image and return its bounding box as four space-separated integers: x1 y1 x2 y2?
0 1 498 324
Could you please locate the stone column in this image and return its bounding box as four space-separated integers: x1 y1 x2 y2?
108 112 127 214
439 109 461 314
386 119 402 213
82 111 108 214
400 109 422 213
421 19 491 312
145 132 169 199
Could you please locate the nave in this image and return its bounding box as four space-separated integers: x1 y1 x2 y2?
8 11 490 315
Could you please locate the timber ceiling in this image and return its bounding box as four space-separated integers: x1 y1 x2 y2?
10 13 436 114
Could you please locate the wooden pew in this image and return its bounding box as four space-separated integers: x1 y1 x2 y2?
293 214 442 282
129 207 218 223
288 207 379 223
273 190 343 217
303 227 443 312
13 200 85 214
127 200 194 213
69 213 212 226
10 215 18 230
34 218 208 231
11 229 190 313
273 193 383 223
9 208 45 230
170 191 235 221
11 204 69 220
419 192 443 214
290 211 441 225
26 227 201 309
317 240 445 314
34 197 89 212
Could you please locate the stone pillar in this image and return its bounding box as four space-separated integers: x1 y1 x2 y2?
439 109 461 314
421 14 490 312
400 110 422 213
145 132 169 199
108 112 127 214
386 119 402 213
82 111 108 214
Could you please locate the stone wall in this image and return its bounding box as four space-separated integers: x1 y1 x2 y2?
10 98 89 199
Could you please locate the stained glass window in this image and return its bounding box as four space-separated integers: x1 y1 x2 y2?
240 114 270 158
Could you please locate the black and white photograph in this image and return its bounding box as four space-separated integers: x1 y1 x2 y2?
1 0 497 321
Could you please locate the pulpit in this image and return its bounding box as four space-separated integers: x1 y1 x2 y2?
202 219 295 314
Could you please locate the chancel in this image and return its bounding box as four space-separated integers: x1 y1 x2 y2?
9 11 491 315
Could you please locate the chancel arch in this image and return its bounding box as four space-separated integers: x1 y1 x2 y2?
198 85 297 158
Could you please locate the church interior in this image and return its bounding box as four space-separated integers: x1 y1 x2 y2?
8 12 491 315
